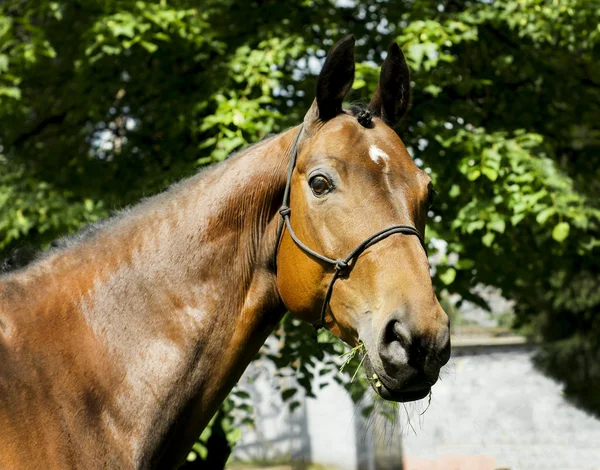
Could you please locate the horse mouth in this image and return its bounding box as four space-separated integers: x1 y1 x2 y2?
362 353 431 403
376 384 431 402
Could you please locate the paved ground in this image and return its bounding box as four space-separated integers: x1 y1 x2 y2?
404 455 499 470
402 349 600 470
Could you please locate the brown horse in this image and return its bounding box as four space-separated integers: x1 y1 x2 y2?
0 36 449 469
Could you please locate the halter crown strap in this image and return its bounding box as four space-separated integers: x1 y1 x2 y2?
275 125 427 330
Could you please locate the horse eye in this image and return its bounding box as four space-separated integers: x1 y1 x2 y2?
309 175 332 196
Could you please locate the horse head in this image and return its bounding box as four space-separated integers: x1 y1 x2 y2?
276 36 450 402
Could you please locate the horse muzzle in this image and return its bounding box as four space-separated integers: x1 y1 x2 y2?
360 310 451 402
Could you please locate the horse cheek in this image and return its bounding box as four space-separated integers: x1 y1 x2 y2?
277 243 321 322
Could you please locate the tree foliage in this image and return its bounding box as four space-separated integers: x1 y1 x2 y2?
1 0 599 461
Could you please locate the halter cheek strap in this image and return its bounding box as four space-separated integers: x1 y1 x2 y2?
275 124 427 330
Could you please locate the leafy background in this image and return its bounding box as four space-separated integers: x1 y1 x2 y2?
1 0 599 466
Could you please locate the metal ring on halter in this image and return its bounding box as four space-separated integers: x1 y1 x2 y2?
275 124 427 330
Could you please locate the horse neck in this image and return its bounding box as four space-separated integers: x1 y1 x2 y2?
1 127 298 467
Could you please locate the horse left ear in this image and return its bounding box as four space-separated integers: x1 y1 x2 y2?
368 43 411 125
304 35 355 128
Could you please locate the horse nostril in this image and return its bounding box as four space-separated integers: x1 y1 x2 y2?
378 315 449 390
383 320 429 370
386 320 410 350
407 340 428 370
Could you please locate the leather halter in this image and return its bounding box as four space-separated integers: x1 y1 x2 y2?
276 124 427 330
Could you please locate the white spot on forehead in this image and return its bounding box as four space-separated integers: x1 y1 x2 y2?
369 145 390 165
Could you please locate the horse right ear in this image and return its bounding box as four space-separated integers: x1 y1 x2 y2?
368 42 411 126
304 36 355 129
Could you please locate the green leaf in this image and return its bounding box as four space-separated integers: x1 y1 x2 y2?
449 184 461 198
154 32 171 42
424 84 442 97
481 166 498 181
488 218 506 233
466 220 485 233
439 267 456 285
233 390 250 399
552 222 570 242
140 41 158 53
536 207 556 225
0 87 21 100
352 78 366 90
226 427 242 443
0 54 8 73
361 404 374 419
467 169 481 181
482 232 495 247
281 388 297 401
511 213 526 226
455 258 474 270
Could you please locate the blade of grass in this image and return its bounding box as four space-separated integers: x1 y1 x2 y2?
351 352 367 383
339 342 364 374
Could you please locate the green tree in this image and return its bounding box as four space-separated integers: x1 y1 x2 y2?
1 0 599 464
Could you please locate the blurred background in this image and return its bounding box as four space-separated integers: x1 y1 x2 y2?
1 0 599 469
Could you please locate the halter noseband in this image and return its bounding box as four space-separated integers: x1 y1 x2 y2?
276 124 427 331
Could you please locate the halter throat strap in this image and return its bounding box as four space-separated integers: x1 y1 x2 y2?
276 124 426 330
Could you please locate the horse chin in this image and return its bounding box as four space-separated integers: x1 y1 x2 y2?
376 384 431 402
362 354 431 403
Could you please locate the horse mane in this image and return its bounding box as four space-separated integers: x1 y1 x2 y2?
0 212 131 275
0 133 281 276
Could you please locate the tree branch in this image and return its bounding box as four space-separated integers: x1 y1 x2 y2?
11 112 68 146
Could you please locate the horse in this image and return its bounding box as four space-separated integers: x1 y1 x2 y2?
0 36 450 469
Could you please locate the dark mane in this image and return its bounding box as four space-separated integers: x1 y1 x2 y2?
0 133 280 276
0 216 128 275
345 103 368 115
1 245 37 274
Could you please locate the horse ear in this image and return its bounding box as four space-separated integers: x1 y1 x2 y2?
304 35 355 126
368 42 411 125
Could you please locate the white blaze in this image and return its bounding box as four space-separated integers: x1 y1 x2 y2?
369 145 390 165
